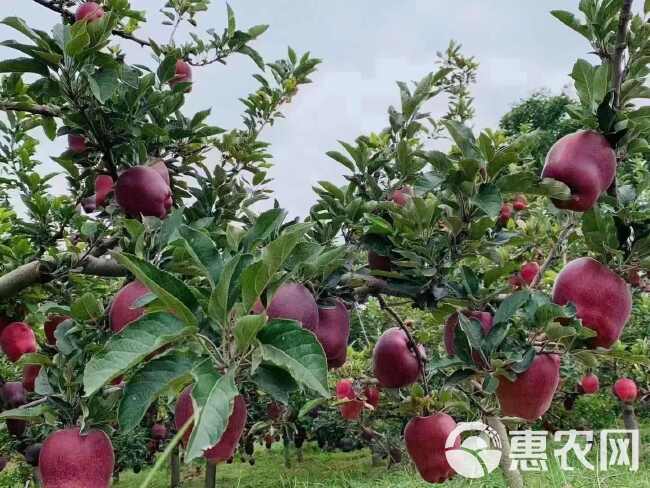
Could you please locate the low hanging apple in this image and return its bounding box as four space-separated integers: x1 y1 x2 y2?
151 423 167 441
499 203 513 225
542 130 616 212
519 262 540 285
335 379 364 421
316 299 350 368
262 282 319 333
405 413 460 484
373 327 424 388
552 257 631 348
115 166 173 219
613 378 638 403
0 322 37 362
364 386 381 409
22 364 41 392
580 373 600 394
496 353 560 421
67 134 87 154
170 60 193 90
109 281 151 333
390 185 414 207
1 381 26 408
39 427 114 488
512 194 528 211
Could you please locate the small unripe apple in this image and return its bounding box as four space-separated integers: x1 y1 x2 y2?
115 166 172 218
580 373 599 394
372 327 422 388
316 300 350 368
151 423 167 441
541 130 616 212
0 322 37 363
39 427 114 488
75 2 105 22
170 60 193 89
1 382 26 408
390 186 413 207
336 379 363 421
44 315 70 346
405 413 459 484
67 134 87 154
497 353 560 421
265 282 319 333
552 257 631 348
512 194 528 211
109 281 150 333
23 364 41 393
499 203 513 224
613 378 637 403
368 250 392 271
519 262 540 286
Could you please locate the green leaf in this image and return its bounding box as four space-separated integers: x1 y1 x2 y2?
226 3 236 36
326 151 355 171
209 255 241 328
550 10 590 38
179 226 223 286
582 206 619 254
0 57 49 76
539 177 572 201
494 291 530 324
83 312 196 396
185 372 238 462
112 253 198 327
88 68 119 103
251 364 298 404
457 314 485 351
157 55 177 83
257 319 328 397
298 398 328 418
118 352 194 431
65 32 90 57
234 314 266 353
443 120 478 159
0 404 56 422
70 292 103 322
41 116 56 140
471 184 502 218
241 208 287 250
16 353 52 367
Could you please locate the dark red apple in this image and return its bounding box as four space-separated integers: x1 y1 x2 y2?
6 419 26 437
519 262 540 285
580 373 599 394
443 311 493 364
405 413 459 484
265 282 319 333
67 134 87 154
170 60 193 89
23 364 41 392
316 300 350 368
39 427 114 488
497 353 560 421
552 257 631 348
175 387 248 464
24 444 41 467
1 382 26 408
541 130 616 212
336 379 363 421
372 327 422 388
151 423 167 441
499 203 513 224
44 315 70 346
0 322 37 362
109 281 150 333
368 250 392 271
613 378 637 403
115 166 172 219
512 194 528 211
150 159 171 186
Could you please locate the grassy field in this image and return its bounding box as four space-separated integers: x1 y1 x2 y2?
116 441 649 488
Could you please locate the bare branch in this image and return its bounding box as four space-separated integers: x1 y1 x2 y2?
0 101 61 117
612 0 634 109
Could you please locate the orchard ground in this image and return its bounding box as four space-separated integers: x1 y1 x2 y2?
117 428 650 488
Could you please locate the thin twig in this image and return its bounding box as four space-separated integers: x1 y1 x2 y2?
612 0 634 109
531 221 575 288
0 102 61 117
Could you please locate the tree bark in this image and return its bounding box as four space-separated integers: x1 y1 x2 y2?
204 462 216 488
486 416 523 488
612 0 634 109
170 446 181 488
622 403 639 431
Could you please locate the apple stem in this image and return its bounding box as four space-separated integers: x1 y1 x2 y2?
204 462 217 488
485 416 524 488
375 294 431 404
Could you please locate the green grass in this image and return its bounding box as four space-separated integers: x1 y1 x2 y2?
116 442 649 488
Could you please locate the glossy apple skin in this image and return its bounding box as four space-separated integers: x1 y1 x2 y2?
175 387 248 464
67 134 87 153
443 311 493 363
405 413 459 484
372 327 422 388
316 300 350 368
23 364 41 392
170 60 193 89
613 378 638 403
1 381 27 408
336 379 363 421
542 130 616 212
580 374 599 394
44 315 70 346
552 257 631 348
519 262 540 285
368 250 392 271
497 353 561 421
115 166 172 218
150 160 171 186
39 427 114 488
0 322 37 362
75 2 105 22
109 281 150 333
265 282 319 333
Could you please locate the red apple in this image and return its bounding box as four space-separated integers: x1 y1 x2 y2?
0 322 37 362
316 300 350 368
1 382 26 408
497 353 560 421
39 427 114 488
391 186 413 207
580 373 599 394
151 423 167 441
115 166 172 219
613 378 637 403
67 134 87 154
265 282 319 333
372 327 422 388
512 194 528 211
552 257 631 348
405 413 459 484
499 203 513 224
519 262 540 286
443 311 493 364
364 386 380 409
150 159 171 186
75 2 105 22
23 365 41 393
109 281 150 333
6 419 26 437
541 130 616 212
266 402 284 421
94 175 114 207
368 250 392 271
336 379 363 421
170 60 193 89
44 315 70 346
175 387 248 464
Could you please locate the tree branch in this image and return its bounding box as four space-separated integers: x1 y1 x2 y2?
0 101 61 117
531 222 575 288
612 0 634 109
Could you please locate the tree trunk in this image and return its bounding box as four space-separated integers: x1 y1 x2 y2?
170 446 181 488
486 416 523 488
622 403 639 431
283 435 292 469
32 468 41 487
204 462 216 488
296 446 304 463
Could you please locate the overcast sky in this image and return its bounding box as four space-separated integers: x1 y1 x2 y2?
2 1 594 217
